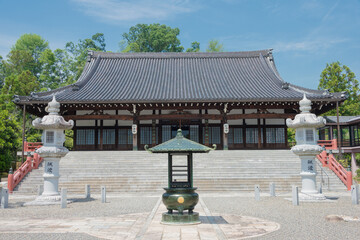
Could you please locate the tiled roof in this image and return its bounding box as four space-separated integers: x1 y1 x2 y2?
324 116 360 124
18 50 343 104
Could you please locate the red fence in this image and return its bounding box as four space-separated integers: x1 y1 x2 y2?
8 142 43 193
317 150 352 190
317 139 338 150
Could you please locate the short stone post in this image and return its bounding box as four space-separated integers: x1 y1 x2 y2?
61 188 67 208
255 185 260 201
37 184 43 196
318 184 322 194
85 184 91 199
270 183 276 197
1 188 9 209
351 185 359 205
292 186 299 206
101 186 106 203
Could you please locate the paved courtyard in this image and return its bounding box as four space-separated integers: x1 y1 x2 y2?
0 192 359 240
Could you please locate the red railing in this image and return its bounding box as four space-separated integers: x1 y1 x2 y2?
317 151 352 191
8 142 43 193
24 141 42 152
317 139 338 150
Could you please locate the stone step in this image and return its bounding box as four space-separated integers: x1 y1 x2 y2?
12 150 347 195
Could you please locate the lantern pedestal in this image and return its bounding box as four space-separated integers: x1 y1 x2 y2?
162 212 200 225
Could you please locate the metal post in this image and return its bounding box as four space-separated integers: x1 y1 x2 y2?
255 185 260 201
351 185 359 205
22 104 26 163
61 188 67 208
101 186 106 203
270 183 276 197
292 186 299 206
85 184 91 199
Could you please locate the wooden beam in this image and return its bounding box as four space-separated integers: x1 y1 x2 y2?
64 112 296 121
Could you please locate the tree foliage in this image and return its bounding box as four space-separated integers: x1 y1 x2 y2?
186 41 200 52
65 33 106 81
318 62 360 116
122 24 184 52
206 39 224 52
0 110 20 172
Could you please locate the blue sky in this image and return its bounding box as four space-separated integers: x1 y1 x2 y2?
0 0 359 90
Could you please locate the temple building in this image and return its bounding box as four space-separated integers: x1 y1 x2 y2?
14 50 345 151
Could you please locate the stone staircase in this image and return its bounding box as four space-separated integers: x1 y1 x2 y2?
13 150 347 195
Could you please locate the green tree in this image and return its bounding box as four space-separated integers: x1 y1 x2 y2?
186 41 200 52
0 110 20 172
318 62 360 116
122 23 184 52
206 39 224 52
65 33 106 81
11 33 49 77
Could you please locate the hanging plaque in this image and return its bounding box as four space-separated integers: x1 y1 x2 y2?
132 124 137 134
223 123 229 134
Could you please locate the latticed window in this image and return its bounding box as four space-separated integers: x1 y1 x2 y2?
266 128 285 143
118 129 132 145
203 126 221 144
140 127 152 144
190 125 199 142
246 128 258 144
77 129 95 145
102 129 115 144
162 125 171 142
228 127 243 144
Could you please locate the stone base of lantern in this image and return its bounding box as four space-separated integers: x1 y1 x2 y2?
24 194 72 206
161 212 201 225
299 192 327 201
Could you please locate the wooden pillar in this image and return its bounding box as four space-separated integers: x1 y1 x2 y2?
336 101 342 157
152 110 156 146
133 115 138 151
199 109 203 144
115 110 119 149
222 112 228 150
73 120 77 150
284 120 288 149
204 110 209 145
100 120 103 150
262 119 267 149
242 109 246 149
257 118 262 149
159 110 162 143
95 120 98 150
22 104 26 163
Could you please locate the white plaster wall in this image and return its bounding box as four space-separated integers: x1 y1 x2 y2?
268 109 284 113
76 110 93 115
141 120 152 124
245 119 257 125
76 120 95 126
104 110 116 115
230 109 243 114
118 110 132 115
142 110 153 115
228 119 243 125
103 120 116 126
118 120 133 126
266 119 285 125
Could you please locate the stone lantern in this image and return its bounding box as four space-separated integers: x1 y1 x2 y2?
146 129 215 224
29 96 73 204
286 94 326 200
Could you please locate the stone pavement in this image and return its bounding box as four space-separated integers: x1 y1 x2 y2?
0 196 279 240
0 192 359 240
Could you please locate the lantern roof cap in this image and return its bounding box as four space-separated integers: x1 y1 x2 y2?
146 129 215 153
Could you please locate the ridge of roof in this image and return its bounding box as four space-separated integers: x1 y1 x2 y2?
90 49 273 59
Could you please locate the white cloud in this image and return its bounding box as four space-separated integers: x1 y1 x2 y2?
71 0 199 23
274 38 349 53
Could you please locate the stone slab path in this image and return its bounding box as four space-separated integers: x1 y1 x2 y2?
0 197 280 240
